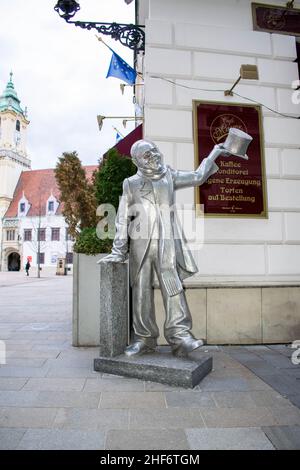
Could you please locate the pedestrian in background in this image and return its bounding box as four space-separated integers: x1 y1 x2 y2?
25 260 31 276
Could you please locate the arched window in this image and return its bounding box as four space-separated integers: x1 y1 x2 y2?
16 120 21 132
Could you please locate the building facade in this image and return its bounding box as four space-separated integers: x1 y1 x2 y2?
0 73 30 271
0 74 97 273
136 0 300 343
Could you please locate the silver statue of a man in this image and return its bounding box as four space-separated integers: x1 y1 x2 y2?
101 129 252 357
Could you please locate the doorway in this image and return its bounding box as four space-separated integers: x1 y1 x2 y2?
7 252 20 271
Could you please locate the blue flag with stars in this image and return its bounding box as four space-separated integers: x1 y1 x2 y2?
106 50 137 85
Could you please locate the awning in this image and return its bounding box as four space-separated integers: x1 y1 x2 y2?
106 124 143 158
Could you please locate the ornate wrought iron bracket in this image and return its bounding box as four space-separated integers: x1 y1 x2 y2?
54 1 145 52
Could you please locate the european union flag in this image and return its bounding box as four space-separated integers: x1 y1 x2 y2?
106 51 137 85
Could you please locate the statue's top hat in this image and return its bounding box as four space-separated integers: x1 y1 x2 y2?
221 128 253 160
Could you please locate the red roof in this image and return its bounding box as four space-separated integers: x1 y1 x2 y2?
5 165 97 218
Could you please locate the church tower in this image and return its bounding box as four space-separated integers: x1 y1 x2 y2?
0 73 30 268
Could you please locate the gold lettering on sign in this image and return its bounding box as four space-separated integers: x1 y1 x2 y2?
210 114 248 144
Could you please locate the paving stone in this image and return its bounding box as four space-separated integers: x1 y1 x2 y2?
4 358 47 368
54 408 129 430
249 390 293 408
199 407 277 427
0 378 28 391
212 391 257 408
46 366 98 378
46 358 94 369
0 428 27 450
199 376 270 392
262 425 300 450
239 361 279 376
257 374 300 396
165 391 216 408
0 391 40 407
255 353 297 369
129 409 205 429
0 407 58 428
270 405 300 425
100 391 166 409
17 428 105 450
186 427 274 450
7 350 61 359
35 391 100 408
106 429 189 450
0 366 49 378
145 382 186 392
284 368 300 379
84 377 145 392
23 377 85 392
267 345 293 357
289 395 300 408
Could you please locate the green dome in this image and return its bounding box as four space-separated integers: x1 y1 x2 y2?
0 72 24 115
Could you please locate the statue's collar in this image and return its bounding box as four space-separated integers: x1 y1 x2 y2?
137 166 167 181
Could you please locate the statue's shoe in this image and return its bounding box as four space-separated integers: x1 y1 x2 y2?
172 338 204 358
124 340 156 357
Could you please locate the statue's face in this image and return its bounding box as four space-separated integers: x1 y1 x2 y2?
136 143 163 173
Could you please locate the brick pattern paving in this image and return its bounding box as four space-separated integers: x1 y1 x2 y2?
0 272 299 450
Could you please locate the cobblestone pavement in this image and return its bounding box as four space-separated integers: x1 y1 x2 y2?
0 272 299 450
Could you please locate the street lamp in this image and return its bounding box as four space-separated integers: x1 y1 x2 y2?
54 0 145 52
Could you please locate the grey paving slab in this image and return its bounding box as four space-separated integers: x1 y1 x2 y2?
0 378 28 391
35 391 101 408
255 353 297 369
0 366 50 378
84 377 145 392
289 395 300 408
7 350 61 359
106 429 189 450
0 407 58 428
249 390 294 408
270 405 300 425
165 391 216 408
4 358 47 368
46 366 98 378
54 408 129 430
0 391 40 407
145 381 186 392
257 373 300 396
212 391 257 408
0 428 27 450
267 345 293 357
129 409 205 429
46 357 94 369
17 428 105 450
100 391 166 409
199 376 270 392
23 377 86 392
186 427 274 450
199 407 277 428
262 425 300 450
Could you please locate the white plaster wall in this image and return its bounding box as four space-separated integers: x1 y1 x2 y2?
143 0 300 284
20 215 74 268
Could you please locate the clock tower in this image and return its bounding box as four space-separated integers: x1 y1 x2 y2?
0 73 30 269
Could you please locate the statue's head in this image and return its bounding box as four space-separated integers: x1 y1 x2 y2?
131 139 164 175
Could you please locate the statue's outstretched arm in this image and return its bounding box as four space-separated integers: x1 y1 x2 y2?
172 144 229 190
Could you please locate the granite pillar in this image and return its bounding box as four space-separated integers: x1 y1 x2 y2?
99 261 129 357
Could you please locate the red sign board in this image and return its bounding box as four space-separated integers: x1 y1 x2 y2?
193 100 268 218
252 2 300 36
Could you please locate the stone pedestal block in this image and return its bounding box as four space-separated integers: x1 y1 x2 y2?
99 261 129 357
94 347 213 389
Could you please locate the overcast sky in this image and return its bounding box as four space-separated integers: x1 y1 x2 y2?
0 0 136 169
